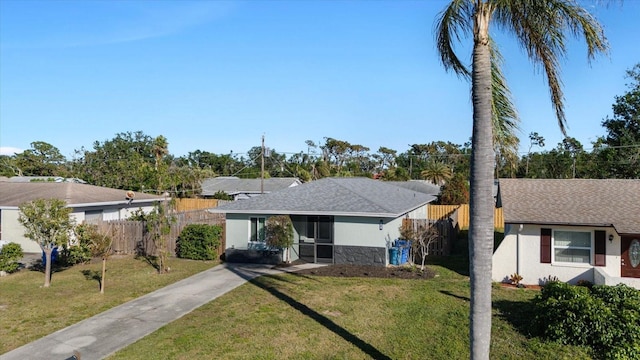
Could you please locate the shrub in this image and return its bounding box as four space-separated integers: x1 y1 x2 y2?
176 224 222 260
509 273 523 286
589 284 640 359
59 223 95 266
532 281 640 359
576 279 593 289
211 190 233 201
542 274 559 285
0 242 24 273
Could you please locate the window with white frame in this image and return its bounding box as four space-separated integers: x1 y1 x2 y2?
250 217 266 242
553 230 592 264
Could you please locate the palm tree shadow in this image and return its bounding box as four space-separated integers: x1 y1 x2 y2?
226 265 392 360
81 269 103 290
439 290 470 302
426 255 469 277
136 255 160 272
492 299 538 338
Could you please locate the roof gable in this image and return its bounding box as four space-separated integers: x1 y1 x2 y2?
212 177 436 217
498 178 640 234
201 177 301 195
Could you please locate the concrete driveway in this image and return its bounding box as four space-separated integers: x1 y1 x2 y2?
0 262 325 360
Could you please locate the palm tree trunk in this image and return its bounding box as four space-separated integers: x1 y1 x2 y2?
469 4 494 360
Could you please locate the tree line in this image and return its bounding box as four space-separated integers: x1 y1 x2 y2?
2 64 639 204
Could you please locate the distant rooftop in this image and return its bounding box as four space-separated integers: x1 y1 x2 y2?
1 176 87 184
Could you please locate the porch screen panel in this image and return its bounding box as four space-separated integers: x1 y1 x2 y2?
250 218 265 242
317 216 332 243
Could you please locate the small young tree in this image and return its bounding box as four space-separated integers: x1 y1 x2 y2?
18 198 75 287
146 200 176 274
265 215 294 263
76 223 113 293
413 224 440 271
129 200 176 273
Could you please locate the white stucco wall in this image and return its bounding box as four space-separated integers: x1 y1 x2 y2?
493 223 623 286
1 209 41 253
333 216 401 249
225 214 251 249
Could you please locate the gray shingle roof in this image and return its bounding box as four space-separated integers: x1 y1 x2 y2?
498 178 640 235
0 182 164 208
387 180 441 196
201 177 301 195
211 177 436 217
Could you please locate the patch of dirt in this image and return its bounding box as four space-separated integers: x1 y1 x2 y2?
293 263 436 280
498 283 542 290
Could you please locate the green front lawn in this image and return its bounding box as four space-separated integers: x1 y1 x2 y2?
0 256 219 354
109 256 590 360
1 254 592 359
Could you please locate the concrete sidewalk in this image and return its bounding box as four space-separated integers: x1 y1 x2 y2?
1 262 324 360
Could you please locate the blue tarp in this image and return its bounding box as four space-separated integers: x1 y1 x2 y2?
41 247 59 265
393 240 411 265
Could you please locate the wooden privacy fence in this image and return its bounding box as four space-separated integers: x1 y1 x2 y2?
402 218 457 256
429 204 504 230
96 209 226 257
174 198 223 212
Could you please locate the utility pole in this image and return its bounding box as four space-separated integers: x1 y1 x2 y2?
261 134 265 194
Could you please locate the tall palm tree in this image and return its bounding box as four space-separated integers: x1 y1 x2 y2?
153 135 169 193
420 161 453 185
435 1 608 358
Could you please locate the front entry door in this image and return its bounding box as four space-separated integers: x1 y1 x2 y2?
297 216 333 263
621 236 640 278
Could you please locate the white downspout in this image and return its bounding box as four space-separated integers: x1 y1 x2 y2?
516 224 524 275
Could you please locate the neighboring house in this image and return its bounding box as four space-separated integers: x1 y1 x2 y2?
493 178 640 289
210 177 437 266
0 182 165 253
201 176 302 200
3 176 87 183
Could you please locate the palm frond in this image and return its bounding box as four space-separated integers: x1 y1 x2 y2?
434 0 474 78
492 0 608 135
489 37 519 147
490 38 520 175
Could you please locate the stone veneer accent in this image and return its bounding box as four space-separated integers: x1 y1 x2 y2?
334 245 386 267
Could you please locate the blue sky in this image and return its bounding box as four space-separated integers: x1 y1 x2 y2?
1 0 638 159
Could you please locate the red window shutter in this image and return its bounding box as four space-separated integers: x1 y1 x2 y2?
595 230 606 266
540 228 551 263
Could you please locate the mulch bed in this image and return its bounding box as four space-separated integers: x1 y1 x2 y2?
291 263 436 280
498 283 542 290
